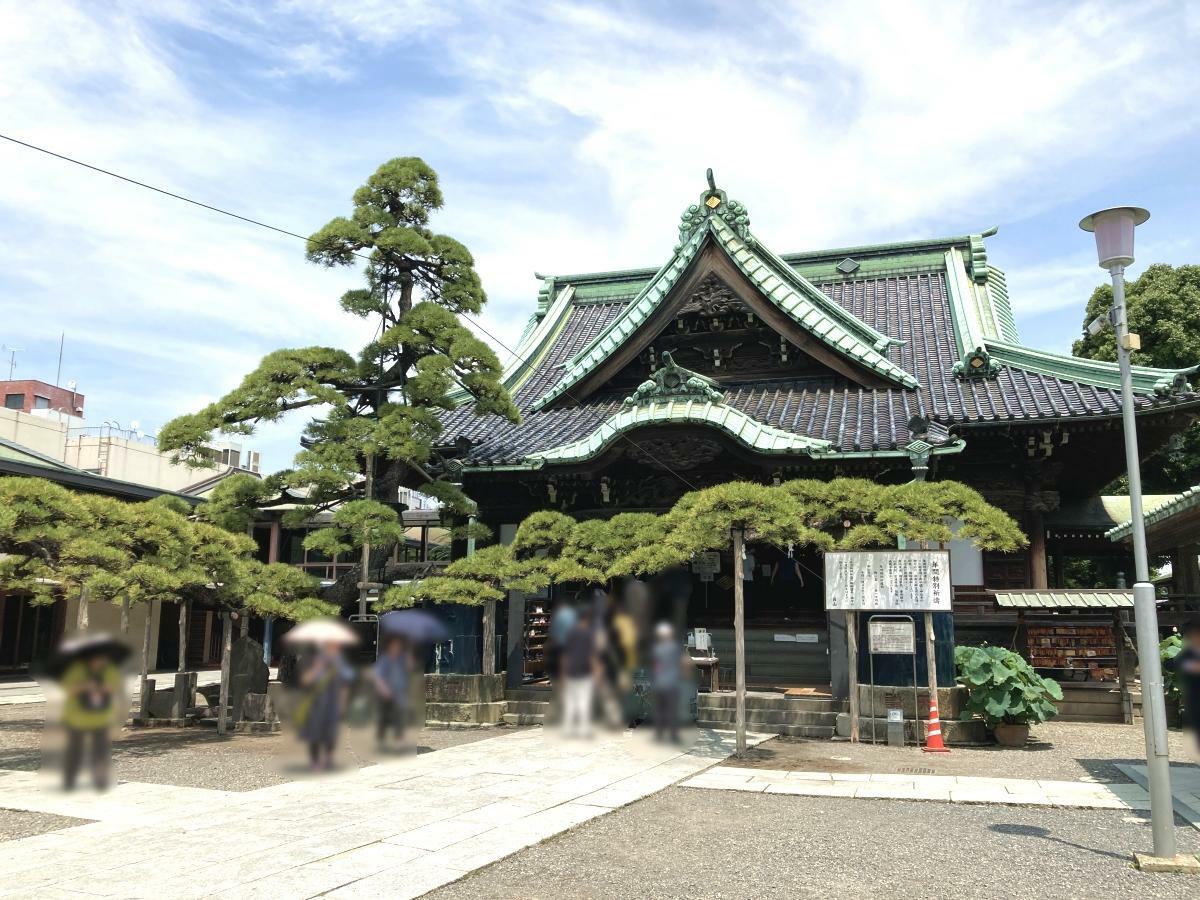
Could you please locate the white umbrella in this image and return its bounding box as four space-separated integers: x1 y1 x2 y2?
281 617 360 646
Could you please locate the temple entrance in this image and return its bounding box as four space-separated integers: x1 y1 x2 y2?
673 544 831 690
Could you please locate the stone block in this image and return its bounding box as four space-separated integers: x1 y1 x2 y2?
172 672 198 718
424 674 506 704
425 701 507 725
229 636 269 723
240 692 277 723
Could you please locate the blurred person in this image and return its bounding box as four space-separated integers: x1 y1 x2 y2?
771 555 804 589
295 642 355 771
372 635 411 751
60 650 122 790
546 599 577 679
1167 619 1200 752
610 597 639 725
561 607 598 738
650 621 687 743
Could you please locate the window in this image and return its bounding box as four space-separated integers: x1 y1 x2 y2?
4 394 23 410
32 396 51 410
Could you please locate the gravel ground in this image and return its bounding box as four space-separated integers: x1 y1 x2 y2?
0 704 523 792
725 722 1200 783
426 787 1200 900
0 808 91 843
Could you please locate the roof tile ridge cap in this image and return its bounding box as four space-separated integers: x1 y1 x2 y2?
532 226 708 410
714 223 919 389
987 337 1199 378
741 223 902 350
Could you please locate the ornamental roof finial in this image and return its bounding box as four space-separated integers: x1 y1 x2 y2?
677 169 751 248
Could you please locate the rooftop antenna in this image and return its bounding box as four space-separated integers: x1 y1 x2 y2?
1 345 22 380
55 332 65 386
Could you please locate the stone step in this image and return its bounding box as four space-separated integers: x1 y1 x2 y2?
506 700 550 715
694 707 839 727
696 719 835 739
699 693 845 713
502 712 545 726
505 688 552 702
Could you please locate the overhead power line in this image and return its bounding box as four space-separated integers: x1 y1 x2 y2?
0 132 707 495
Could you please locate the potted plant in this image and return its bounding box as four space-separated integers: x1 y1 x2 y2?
1160 633 1184 729
954 645 1063 746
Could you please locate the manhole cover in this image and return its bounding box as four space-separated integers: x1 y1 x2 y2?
896 766 935 775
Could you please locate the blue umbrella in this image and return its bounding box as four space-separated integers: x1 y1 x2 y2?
379 609 450 644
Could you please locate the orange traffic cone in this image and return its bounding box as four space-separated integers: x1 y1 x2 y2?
922 694 950 753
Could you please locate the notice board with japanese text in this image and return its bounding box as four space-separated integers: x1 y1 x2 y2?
824 550 952 611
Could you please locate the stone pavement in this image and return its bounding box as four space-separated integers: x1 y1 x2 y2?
0 671 227 707
682 765 1157 810
0 728 765 899
1117 762 1200 830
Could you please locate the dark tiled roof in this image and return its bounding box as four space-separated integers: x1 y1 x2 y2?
442 271 1194 466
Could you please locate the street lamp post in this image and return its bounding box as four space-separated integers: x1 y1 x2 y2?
1080 207 1176 862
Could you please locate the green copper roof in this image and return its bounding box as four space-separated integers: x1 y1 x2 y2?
532 182 919 410
985 339 1199 395
994 589 1134 609
1106 485 1200 541
528 397 834 465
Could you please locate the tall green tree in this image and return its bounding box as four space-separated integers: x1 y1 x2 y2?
157 158 519 593
1073 263 1200 492
0 479 129 631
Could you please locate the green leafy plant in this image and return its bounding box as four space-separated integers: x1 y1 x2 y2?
955 645 1063 728
1161 633 1184 710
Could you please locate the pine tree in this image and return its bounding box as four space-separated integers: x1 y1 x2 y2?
157 158 518 596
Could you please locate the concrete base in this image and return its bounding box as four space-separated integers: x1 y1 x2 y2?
423 674 507 726
425 700 507 726
1132 853 1200 874
835 713 988 745
233 720 281 734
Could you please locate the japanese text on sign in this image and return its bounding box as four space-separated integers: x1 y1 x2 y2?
824 550 951 611
868 620 916 655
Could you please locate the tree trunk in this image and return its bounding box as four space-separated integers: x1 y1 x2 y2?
75 584 90 632
239 611 249 638
217 612 233 736
140 601 154 720
847 610 860 742
178 599 190 673
119 597 131 635
482 600 496 676
732 528 746 757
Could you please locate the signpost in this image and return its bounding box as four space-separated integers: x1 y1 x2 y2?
867 616 918 745
825 550 952 743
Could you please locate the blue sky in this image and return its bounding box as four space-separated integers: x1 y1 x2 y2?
2 1 1199 472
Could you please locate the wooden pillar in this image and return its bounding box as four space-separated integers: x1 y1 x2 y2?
846 611 860 742
178 599 190 673
75 584 90 632
1029 510 1048 589
140 601 155 720
732 528 747 757
217 611 233 736
924 611 939 713
1113 610 1134 725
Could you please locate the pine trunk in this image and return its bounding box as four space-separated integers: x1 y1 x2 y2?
140 602 154 720
217 612 233 735
75 584 90 632
119 597 130 635
733 528 747 757
178 599 189 673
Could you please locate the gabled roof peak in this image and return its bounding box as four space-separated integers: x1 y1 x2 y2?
677 168 752 249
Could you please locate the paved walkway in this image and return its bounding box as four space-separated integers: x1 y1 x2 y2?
683 765 1157 811
0 671 227 707
1118 762 1200 830
0 728 764 899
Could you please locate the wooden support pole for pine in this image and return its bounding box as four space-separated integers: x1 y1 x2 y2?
140 601 154 720
846 610 860 742
1114 610 1134 725
924 611 939 724
119 597 130 635
732 527 747 757
358 452 375 621
178 599 190 672
76 584 90 632
217 611 233 736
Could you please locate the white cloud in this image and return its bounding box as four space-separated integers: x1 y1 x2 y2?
1 0 1198 471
